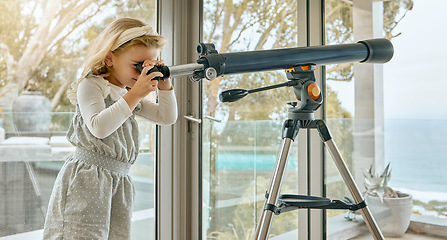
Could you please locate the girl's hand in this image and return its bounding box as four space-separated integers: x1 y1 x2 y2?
123 59 171 111
146 59 172 90
157 76 172 90
131 64 163 99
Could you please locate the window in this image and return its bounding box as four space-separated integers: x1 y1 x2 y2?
325 0 446 238
383 0 447 230
201 0 300 239
0 1 158 239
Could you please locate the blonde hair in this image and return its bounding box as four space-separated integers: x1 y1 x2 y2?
67 18 166 104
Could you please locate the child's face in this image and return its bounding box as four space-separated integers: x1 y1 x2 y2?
107 45 159 88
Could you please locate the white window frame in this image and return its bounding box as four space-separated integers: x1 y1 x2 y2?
157 0 201 240
297 1 325 239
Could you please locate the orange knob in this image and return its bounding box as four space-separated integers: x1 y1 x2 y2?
307 83 320 100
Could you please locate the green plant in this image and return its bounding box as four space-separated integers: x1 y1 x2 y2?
363 163 399 202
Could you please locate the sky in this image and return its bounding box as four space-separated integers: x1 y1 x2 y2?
329 0 447 120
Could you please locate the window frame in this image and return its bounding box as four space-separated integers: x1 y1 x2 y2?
161 0 447 240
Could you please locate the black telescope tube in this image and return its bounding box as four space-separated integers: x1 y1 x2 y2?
200 38 393 76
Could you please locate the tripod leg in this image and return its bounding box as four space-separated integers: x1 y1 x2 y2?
254 120 300 240
315 120 385 240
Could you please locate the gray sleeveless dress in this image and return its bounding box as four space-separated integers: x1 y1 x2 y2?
43 95 142 240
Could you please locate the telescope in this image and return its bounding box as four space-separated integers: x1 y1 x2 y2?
137 38 393 82
139 39 393 240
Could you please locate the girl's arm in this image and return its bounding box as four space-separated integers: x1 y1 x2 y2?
137 89 178 125
77 78 132 139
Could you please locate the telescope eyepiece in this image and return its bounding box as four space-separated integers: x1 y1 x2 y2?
135 62 170 81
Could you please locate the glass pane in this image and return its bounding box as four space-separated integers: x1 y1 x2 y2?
383 0 447 236
325 0 446 239
324 2 356 235
201 0 299 239
0 1 157 239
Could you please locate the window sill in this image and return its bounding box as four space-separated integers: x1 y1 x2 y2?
328 213 447 239
327 214 368 239
407 214 447 237
3 212 444 240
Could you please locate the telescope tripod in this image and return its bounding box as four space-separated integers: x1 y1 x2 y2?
253 110 385 240
221 65 385 240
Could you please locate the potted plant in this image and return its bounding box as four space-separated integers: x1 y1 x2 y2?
363 163 413 237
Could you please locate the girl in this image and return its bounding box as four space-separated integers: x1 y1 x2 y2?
43 18 177 239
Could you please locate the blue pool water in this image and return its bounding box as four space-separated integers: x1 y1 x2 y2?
215 119 447 194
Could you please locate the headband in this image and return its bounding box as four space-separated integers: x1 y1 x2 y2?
111 25 159 51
